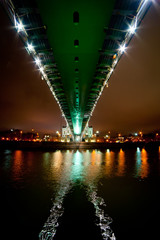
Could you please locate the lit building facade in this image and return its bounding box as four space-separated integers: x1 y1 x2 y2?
61 125 72 142
83 125 94 142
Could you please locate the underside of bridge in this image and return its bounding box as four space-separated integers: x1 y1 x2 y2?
2 0 151 140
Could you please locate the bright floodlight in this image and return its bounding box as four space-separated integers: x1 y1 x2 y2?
119 44 126 54
39 66 44 73
35 57 41 65
16 21 24 32
128 17 137 34
27 43 34 52
128 24 136 34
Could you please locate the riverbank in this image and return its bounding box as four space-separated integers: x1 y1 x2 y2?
0 140 159 151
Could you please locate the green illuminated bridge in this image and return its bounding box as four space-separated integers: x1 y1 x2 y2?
2 0 151 140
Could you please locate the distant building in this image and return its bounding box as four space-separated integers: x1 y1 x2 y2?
84 125 93 138
0 129 22 141
62 125 71 137
61 125 72 142
83 125 94 142
43 134 52 142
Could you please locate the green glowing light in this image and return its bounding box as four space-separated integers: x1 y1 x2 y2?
74 119 81 135
71 151 83 181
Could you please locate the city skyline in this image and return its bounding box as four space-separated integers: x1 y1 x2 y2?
0 2 160 136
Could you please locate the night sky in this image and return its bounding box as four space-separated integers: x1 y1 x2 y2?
0 2 160 136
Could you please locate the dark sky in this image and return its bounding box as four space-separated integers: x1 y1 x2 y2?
0 2 160 136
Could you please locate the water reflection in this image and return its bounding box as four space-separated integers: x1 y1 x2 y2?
39 150 116 240
85 150 103 183
117 149 125 177
50 151 63 181
135 148 149 179
40 151 73 239
20 147 154 239
3 149 12 170
39 147 153 239
105 150 115 177
71 150 84 181
12 150 23 180
135 147 141 178
1 147 159 240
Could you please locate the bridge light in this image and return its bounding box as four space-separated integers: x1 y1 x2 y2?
110 68 114 73
39 66 44 72
17 22 24 32
128 25 136 34
43 73 47 79
35 57 41 66
119 44 126 54
128 17 137 34
15 20 24 33
39 66 44 74
113 59 118 66
27 43 34 52
113 54 117 59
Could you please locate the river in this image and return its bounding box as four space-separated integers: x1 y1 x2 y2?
0 147 160 240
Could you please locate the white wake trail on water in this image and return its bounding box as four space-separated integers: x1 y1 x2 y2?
39 183 72 240
87 184 116 240
39 183 116 240
39 149 116 240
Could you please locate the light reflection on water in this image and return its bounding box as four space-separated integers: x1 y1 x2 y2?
39 150 116 240
10 147 151 185
117 149 125 177
39 147 152 240
12 150 24 182
134 147 149 179
3 147 159 239
105 150 115 177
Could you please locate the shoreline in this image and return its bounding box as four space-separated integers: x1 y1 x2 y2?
0 140 159 151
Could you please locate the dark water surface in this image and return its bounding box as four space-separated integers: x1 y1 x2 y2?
0 147 160 240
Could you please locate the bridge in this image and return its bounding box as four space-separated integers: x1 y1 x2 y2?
2 0 151 141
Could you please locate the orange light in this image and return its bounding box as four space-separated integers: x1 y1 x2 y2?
141 148 149 179
117 148 125 176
